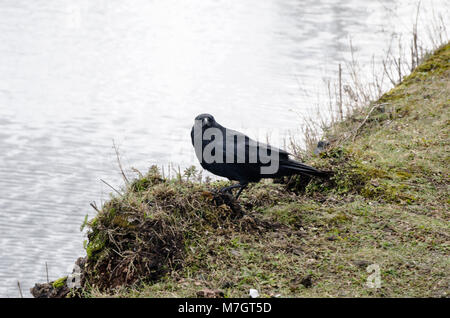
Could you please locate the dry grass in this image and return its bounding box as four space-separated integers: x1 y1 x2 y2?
295 3 448 154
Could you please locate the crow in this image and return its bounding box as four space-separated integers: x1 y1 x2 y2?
191 113 329 199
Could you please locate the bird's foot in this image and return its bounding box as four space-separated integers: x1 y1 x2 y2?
218 183 248 200
219 184 240 194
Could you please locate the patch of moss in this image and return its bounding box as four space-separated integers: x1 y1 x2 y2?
379 43 450 104
85 230 106 260
403 43 450 81
306 147 390 199
52 277 67 289
266 203 304 227
130 165 164 192
361 181 415 203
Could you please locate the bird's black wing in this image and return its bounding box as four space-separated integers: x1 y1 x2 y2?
224 128 290 164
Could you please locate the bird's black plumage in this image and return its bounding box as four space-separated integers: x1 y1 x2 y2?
191 113 329 198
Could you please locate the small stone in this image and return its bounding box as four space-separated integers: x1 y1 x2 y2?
249 289 260 298
314 140 330 155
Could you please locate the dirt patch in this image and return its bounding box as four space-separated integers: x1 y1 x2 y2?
78 169 253 293
196 288 225 298
84 217 185 291
30 281 71 298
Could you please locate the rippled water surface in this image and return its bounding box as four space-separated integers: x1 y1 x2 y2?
0 0 448 296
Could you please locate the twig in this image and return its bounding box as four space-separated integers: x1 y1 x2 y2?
45 262 49 283
90 202 101 213
101 179 122 196
112 140 129 184
17 281 23 298
397 40 402 82
351 103 387 141
338 63 343 121
383 59 397 86
413 1 421 68
131 167 144 179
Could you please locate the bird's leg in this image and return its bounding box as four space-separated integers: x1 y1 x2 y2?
235 183 248 199
219 183 248 199
219 183 242 194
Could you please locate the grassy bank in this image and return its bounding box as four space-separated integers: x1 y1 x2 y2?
38 43 449 298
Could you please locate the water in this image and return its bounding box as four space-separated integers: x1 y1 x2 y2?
0 0 448 297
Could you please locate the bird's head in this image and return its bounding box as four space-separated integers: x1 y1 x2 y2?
194 113 216 128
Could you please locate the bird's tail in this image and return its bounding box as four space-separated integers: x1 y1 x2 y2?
281 159 332 178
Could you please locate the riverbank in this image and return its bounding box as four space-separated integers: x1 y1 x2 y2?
32 42 449 298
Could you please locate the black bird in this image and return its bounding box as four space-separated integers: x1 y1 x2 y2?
191 113 329 199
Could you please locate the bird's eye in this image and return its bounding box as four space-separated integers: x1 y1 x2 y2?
203 118 211 126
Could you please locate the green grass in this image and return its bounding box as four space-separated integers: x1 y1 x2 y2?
79 43 449 298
